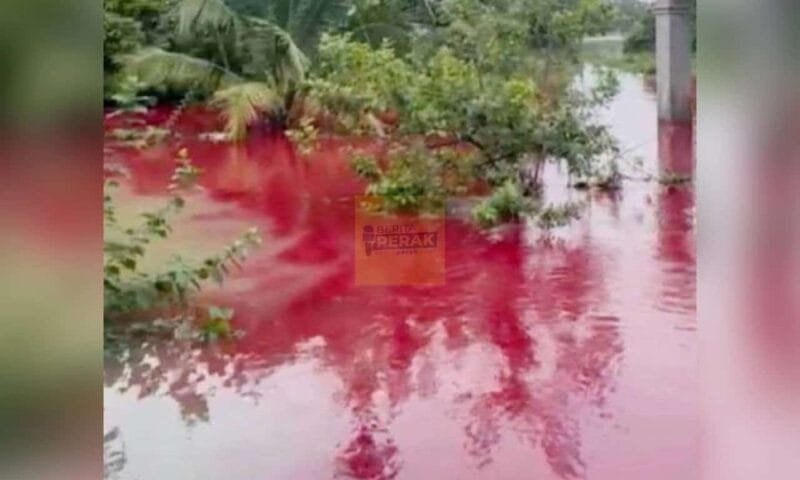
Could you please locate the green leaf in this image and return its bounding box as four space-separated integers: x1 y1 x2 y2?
122 47 242 92
211 82 281 142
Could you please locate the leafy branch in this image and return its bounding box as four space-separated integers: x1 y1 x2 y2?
104 148 261 317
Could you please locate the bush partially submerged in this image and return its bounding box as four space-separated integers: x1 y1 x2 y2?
471 183 583 229
472 181 532 228
350 144 478 214
535 202 583 229
104 149 261 318
106 1 621 230
319 31 617 229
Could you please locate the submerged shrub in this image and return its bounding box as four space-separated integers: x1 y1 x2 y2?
200 306 236 342
317 34 618 190
350 144 479 214
106 75 155 112
286 116 320 156
106 3 622 229
350 153 381 182
104 149 261 318
472 181 532 228
364 147 448 213
472 184 584 230
535 202 583 229
108 125 171 149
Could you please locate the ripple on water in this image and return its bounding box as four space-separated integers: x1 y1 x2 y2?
104 68 697 480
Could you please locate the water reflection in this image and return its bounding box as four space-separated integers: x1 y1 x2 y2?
656 120 696 318
104 72 695 480
658 120 694 177
104 213 624 479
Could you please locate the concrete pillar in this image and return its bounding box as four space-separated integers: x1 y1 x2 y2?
654 0 692 121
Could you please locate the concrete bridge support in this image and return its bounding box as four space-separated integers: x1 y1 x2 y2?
655 0 692 121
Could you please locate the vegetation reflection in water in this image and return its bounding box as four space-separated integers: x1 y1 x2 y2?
103 2 696 479
103 115 695 478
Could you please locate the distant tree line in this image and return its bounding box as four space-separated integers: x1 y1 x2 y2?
621 0 696 54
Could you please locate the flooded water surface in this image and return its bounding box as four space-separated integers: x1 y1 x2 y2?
104 70 696 480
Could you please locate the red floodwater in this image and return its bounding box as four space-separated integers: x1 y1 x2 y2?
104 72 696 480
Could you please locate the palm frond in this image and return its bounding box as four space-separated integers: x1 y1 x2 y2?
211 82 281 141
175 0 240 38
123 48 243 92
345 0 440 48
244 16 310 84
271 0 293 30
287 0 350 54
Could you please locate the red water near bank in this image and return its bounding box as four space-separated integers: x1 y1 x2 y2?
104 72 696 480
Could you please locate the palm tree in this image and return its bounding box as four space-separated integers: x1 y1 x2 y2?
344 0 442 50
123 0 349 141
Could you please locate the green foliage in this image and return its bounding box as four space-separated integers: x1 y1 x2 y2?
472 180 531 228
622 12 654 53
123 47 243 95
310 33 415 119
107 75 155 112
105 0 167 31
601 50 655 75
247 0 351 57
534 91 618 178
285 116 320 155
401 47 482 134
104 149 262 317
608 0 649 32
351 144 477 213
104 0 175 100
623 1 696 54
200 306 235 341
365 148 447 212
104 0 172 70
104 12 145 72
105 305 239 346
316 29 617 227
471 184 583 229
342 0 441 51
419 0 527 75
417 0 614 73
410 49 616 181
105 76 168 145
535 201 582 229
105 0 621 228
169 148 203 188
350 153 382 181
108 125 171 149
175 0 240 39
572 157 622 190
117 0 352 138
211 82 281 141
316 33 618 183
407 68 546 180
523 0 615 51
106 76 170 147
107 0 622 149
